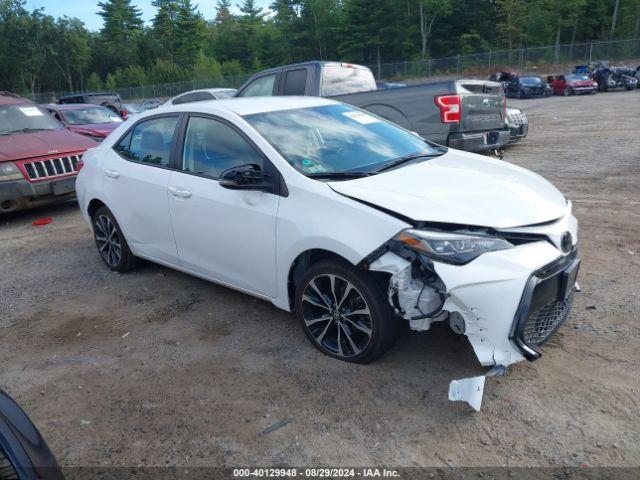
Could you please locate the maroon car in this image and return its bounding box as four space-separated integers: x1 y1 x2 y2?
550 74 598 96
0 92 96 213
46 104 123 142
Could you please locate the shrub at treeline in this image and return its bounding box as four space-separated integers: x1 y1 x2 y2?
0 0 638 95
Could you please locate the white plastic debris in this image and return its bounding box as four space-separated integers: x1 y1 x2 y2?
448 376 486 412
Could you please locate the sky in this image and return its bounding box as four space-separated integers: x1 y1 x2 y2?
28 0 273 31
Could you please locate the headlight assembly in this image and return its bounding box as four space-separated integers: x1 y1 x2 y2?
0 162 25 181
393 229 514 265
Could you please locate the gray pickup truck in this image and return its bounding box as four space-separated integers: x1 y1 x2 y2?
236 61 510 152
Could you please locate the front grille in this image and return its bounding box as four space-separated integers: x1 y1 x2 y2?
21 154 81 181
522 291 574 346
507 111 527 126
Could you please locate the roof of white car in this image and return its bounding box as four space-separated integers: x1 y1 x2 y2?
164 96 337 116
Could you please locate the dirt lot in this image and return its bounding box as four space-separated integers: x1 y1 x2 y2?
1 91 639 470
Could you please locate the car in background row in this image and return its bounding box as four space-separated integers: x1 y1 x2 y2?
575 63 638 91
164 88 238 106
0 92 95 213
238 61 510 153
58 91 126 117
46 104 123 142
505 107 528 143
142 99 163 110
507 76 550 98
547 74 597 96
121 103 146 118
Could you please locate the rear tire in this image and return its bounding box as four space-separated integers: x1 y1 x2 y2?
92 206 138 272
295 258 398 364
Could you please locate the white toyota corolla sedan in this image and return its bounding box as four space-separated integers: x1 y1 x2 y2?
76 96 579 409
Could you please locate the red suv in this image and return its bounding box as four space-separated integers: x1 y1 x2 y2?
0 92 97 213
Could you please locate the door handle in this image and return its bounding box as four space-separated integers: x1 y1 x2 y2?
169 186 192 199
104 169 120 179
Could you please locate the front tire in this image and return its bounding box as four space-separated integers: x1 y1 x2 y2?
295 258 398 364
92 206 138 272
563 87 571 96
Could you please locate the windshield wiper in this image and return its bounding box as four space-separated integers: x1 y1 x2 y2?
374 150 444 173
307 171 373 180
1 127 54 135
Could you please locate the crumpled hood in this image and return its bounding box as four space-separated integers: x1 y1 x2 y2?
0 129 96 162
328 150 567 229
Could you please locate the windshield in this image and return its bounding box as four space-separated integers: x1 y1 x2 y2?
244 104 443 176
567 74 590 82
0 104 61 134
520 77 542 85
62 106 122 125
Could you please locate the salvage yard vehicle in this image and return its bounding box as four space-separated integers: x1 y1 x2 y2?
0 92 96 213
577 62 638 91
505 76 549 98
46 104 123 142
58 91 125 117
76 97 580 410
237 61 510 153
164 88 238 106
550 74 597 96
505 107 528 143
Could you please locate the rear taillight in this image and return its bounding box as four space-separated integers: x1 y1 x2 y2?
76 157 85 173
434 94 460 123
120 110 127 119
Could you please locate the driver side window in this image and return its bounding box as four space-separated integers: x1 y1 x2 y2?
181 116 263 178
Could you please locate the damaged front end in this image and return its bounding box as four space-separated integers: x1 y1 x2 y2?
362 223 579 411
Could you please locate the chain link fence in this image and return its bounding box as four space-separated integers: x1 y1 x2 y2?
370 37 640 82
29 37 640 104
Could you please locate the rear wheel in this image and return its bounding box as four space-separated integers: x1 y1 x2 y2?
92 206 138 272
295 258 398 364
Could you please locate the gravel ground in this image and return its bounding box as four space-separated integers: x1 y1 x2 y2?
1 91 639 469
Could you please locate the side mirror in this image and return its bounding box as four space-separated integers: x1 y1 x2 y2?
219 164 265 190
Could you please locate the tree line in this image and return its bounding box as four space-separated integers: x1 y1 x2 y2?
0 0 638 96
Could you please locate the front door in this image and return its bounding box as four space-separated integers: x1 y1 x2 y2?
168 114 279 296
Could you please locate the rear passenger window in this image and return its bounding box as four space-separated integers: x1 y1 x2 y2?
115 116 178 167
283 69 307 95
172 91 214 105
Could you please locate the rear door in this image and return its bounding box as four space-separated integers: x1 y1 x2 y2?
456 80 505 133
103 114 181 265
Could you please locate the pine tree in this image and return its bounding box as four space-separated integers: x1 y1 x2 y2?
152 0 179 58
97 0 143 73
215 0 233 24
173 0 206 68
